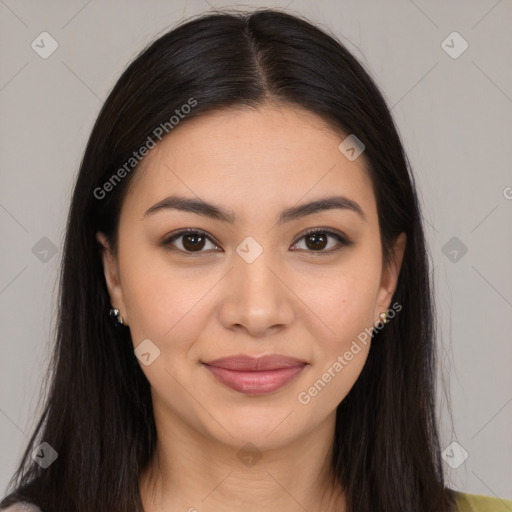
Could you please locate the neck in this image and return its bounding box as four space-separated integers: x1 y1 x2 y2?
139 408 346 512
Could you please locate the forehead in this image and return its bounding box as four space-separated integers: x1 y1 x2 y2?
121 104 376 222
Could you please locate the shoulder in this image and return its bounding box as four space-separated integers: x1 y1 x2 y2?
0 503 42 512
453 490 512 511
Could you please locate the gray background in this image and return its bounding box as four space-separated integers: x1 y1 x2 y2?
1 0 511 502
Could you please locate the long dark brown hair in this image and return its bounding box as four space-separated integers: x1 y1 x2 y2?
1 8 456 512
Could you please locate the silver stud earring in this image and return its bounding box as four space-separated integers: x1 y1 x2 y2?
109 307 124 327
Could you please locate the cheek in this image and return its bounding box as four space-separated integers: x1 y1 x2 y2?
117 243 208 346
296 265 381 414
306 257 382 351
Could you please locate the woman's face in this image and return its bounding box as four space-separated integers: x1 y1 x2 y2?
97 104 405 450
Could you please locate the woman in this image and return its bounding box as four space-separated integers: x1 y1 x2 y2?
1 8 510 512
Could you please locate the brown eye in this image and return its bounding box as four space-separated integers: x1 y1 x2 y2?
181 233 206 251
291 229 350 254
161 227 351 256
162 229 219 254
304 232 328 250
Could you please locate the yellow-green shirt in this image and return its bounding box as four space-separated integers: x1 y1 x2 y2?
454 491 512 511
3 491 512 511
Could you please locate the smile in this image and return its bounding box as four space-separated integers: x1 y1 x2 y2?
202 364 307 395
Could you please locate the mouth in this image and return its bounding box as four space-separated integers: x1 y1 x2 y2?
201 354 308 395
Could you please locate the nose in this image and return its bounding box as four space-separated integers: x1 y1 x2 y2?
218 248 295 338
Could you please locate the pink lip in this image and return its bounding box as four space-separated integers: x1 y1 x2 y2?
202 354 308 395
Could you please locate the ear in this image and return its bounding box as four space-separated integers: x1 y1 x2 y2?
374 232 406 322
96 231 129 326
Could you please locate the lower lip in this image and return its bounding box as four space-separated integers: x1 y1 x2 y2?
203 364 306 395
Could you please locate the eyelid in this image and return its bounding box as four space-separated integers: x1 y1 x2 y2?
160 227 352 255
294 226 349 243
291 227 351 253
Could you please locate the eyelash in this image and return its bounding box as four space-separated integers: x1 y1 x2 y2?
160 227 352 256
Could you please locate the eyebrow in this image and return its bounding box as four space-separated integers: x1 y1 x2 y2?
143 194 366 224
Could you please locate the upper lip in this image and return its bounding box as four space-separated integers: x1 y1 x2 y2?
203 354 308 371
